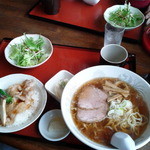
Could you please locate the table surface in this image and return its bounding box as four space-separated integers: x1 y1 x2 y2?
0 0 150 150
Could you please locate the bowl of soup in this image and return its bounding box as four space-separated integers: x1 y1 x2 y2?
61 65 150 150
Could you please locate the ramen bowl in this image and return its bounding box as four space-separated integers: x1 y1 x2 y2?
61 65 150 150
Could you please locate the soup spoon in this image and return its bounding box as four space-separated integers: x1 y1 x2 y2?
111 132 136 150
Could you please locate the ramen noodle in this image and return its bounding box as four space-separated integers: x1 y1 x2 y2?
71 78 149 147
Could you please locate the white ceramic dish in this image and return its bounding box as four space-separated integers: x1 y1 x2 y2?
83 0 100 5
104 5 145 30
39 109 70 141
61 65 150 150
0 73 47 133
4 34 53 69
45 70 73 102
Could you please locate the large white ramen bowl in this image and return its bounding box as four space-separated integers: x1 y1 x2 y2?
61 65 150 150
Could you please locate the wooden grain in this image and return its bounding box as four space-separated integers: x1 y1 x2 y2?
0 0 150 150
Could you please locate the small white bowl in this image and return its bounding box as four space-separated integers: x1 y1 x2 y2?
4 34 53 69
104 5 145 30
38 109 70 141
45 70 73 102
83 0 100 5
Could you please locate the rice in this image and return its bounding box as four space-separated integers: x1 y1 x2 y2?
8 90 40 127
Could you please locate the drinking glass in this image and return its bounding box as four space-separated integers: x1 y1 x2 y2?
104 23 125 46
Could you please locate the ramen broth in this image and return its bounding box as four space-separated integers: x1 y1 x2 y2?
71 78 149 146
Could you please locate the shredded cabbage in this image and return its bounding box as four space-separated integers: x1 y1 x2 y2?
9 34 49 67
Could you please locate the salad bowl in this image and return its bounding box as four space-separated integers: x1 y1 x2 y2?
4 34 53 69
104 4 145 30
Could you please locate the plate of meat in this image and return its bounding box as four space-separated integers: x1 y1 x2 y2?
0 73 47 133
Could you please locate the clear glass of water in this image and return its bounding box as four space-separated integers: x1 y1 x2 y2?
104 23 125 46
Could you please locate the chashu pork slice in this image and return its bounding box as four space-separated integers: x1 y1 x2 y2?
77 102 108 123
77 85 108 109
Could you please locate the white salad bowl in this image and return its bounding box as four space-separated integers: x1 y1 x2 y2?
4 34 53 69
104 5 145 30
61 65 150 150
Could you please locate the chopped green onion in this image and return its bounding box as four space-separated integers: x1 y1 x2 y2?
0 89 13 103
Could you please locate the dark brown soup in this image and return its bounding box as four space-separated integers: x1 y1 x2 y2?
71 78 149 147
